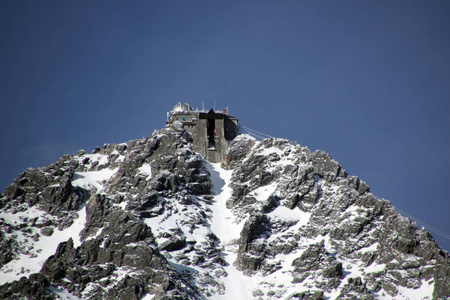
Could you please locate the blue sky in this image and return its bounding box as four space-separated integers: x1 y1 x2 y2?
1 1 449 251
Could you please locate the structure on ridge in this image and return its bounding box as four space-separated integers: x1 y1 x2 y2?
166 102 239 163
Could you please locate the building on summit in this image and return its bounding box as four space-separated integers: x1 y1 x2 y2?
166 102 239 163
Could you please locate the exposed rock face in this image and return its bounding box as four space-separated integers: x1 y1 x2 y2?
39 210 194 300
0 273 52 300
224 135 449 299
0 124 208 299
0 125 449 299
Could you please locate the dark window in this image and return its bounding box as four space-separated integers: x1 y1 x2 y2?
207 118 215 149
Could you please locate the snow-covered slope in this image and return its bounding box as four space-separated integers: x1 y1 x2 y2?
0 124 449 299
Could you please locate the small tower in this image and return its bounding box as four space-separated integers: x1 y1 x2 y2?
166 102 239 163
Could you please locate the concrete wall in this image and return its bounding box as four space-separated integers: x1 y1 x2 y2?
192 118 207 158
224 117 238 140
168 111 238 163
205 118 227 163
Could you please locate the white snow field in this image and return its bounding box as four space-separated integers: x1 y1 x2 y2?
207 163 254 300
0 205 86 285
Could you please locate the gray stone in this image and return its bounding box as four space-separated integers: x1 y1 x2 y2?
40 227 53 236
159 236 187 252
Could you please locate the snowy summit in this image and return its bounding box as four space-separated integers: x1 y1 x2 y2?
0 105 449 299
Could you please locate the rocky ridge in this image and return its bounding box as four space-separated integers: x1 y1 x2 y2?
223 136 449 299
0 123 448 299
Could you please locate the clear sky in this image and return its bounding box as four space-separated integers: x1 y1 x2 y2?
1 1 449 251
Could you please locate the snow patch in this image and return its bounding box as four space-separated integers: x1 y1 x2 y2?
396 278 434 299
137 163 152 179
0 205 87 284
258 147 283 157
48 286 81 300
206 163 254 299
207 163 243 246
268 205 310 224
72 168 118 193
252 184 277 201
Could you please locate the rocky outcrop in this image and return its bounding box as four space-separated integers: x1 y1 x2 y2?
39 209 196 300
0 124 213 299
0 273 52 300
2 166 86 223
224 134 256 169
237 213 269 273
291 242 342 290
225 135 450 298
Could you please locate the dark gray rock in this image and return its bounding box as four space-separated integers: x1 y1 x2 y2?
338 277 374 300
40 227 54 236
237 214 269 272
323 262 343 278
287 290 324 300
38 206 197 299
434 259 450 299
159 236 187 252
0 273 52 300
291 242 343 290
125 191 159 211
224 135 256 169
311 150 346 180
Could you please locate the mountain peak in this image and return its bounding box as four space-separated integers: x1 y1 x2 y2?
0 123 449 299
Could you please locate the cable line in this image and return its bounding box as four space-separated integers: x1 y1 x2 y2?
395 206 450 240
240 125 274 140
